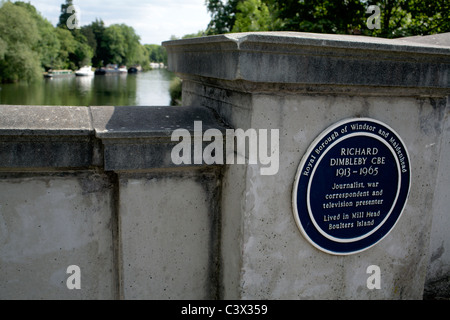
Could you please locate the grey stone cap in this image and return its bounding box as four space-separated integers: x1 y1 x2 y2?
399 32 450 47
92 106 229 171
165 31 450 52
163 31 450 89
0 105 92 136
0 105 227 170
91 105 227 139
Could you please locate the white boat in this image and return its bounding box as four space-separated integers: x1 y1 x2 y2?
118 66 128 73
150 62 165 69
75 66 94 76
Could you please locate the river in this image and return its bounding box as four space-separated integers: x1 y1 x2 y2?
0 69 176 106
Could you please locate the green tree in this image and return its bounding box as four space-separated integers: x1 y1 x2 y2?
14 1 61 70
364 0 450 38
85 19 146 68
145 44 168 64
265 0 366 34
206 0 366 34
135 44 151 70
0 2 41 82
102 24 127 65
0 37 6 60
53 27 78 69
81 25 97 55
405 0 450 35
205 0 450 38
232 0 277 32
72 30 94 67
89 19 107 67
206 0 240 34
101 24 141 66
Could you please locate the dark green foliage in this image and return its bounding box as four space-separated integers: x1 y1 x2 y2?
145 44 168 64
369 0 450 38
206 0 450 38
206 0 240 34
0 1 41 83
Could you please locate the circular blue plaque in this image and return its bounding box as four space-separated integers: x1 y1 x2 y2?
292 118 411 255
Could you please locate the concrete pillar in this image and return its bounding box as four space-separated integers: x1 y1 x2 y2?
164 32 450 299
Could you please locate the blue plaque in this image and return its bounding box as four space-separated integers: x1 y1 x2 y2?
292 118 411 255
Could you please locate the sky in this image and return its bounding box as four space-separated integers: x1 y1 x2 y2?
20 0 212 45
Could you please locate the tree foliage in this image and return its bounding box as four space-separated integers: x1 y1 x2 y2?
206 0 240 34
144 44 168 64
0 1 41 83
232 0 274 32
370 0 450 38
206 0 450 38
101 24 142 66
0 0 164 82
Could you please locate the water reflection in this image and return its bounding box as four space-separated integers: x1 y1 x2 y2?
90 73 137 106
0 69 174 106
76 75 94 95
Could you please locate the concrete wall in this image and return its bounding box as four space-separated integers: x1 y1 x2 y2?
118 170 222 299
0 105 225 299
1 31 449 300
425 96 450 299
0 172 115 299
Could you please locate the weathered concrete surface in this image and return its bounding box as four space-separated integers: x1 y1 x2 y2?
0 104 228 171
166 31 450 299
424 96 450 299
165 32 450 89
0 173 115 299
0 105 95 169
400 33 450 300
185 84 446 299
0 105 92 135
0 104 226 299
400 32 450 47
91 105 225 138
90 105 229 171
118 169 221 299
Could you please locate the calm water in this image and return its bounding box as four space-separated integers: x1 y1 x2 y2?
0 69 175 106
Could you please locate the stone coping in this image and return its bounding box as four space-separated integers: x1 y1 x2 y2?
0 105 227 170
91 105 227 139
164 31 450 52
0 105 92 136
163 31 450 89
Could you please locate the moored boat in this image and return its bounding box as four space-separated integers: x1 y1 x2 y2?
150 62 165 69
75 66 94 76
128 65 142 73
95 64 127 76
44 69 74 78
